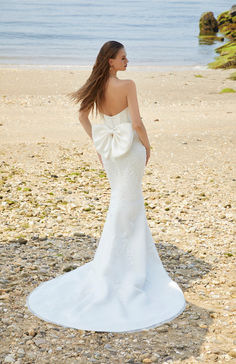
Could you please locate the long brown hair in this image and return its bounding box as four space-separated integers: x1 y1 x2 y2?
67 40 124 117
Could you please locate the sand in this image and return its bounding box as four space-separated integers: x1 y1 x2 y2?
0 65 235 363
0 66 235 170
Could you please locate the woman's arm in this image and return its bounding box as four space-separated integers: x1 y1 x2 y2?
126 80 151 165
78 109 93 140
78 109 104 167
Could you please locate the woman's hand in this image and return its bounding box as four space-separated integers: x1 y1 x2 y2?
97 151 104 168
145 146 150 166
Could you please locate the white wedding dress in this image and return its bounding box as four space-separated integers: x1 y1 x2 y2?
26 106 186 333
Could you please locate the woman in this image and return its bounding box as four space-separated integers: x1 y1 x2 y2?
26 40 186 333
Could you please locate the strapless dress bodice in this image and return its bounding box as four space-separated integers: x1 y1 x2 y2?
102 106 131 126
91 107 135 159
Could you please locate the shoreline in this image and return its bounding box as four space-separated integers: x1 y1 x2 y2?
0 63 210 72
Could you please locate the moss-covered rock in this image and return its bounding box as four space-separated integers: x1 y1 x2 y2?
205 6 236 69
217 9 236 41
199 12 218 36
208 41 236 69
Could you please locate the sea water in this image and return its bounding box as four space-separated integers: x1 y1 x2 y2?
0 0 233 68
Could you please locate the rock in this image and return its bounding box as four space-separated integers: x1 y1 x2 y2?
228 348 236 358
150 356 160 362
39 235 47 241
17 237 27 245
73 232 86 237
207 7 236 68
162 357 173 363
27 328 37 337
1 294 10 300
208 41 236 69
27 352 36 360
140 353 150 360
2 318 10 325
199 12 218 36
34 338 47 346
83 206 92 211
198 323 207 328
104 343 113 350
63 265 77 272
17 348 25 358
217 9 236 40
4 355 15 363
230 5 236 17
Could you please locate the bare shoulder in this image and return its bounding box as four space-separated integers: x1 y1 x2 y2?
120 79 136 86
119 79 136 92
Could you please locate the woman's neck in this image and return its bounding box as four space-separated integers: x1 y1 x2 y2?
109 72 118 79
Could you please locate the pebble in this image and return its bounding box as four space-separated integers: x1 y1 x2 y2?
16 349 25 358
150 355 160 362
34 338 47 346
228 349 236 358
4 355 15 363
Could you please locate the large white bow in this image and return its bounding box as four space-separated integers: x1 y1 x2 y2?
92 122 134 159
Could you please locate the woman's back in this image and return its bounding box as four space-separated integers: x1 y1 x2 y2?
100 78 129 116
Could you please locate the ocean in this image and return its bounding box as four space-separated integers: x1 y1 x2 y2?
0 0 233 68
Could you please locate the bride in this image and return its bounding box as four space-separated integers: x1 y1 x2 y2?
26 40 186 333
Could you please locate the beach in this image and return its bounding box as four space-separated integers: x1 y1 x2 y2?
1 66 236 363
